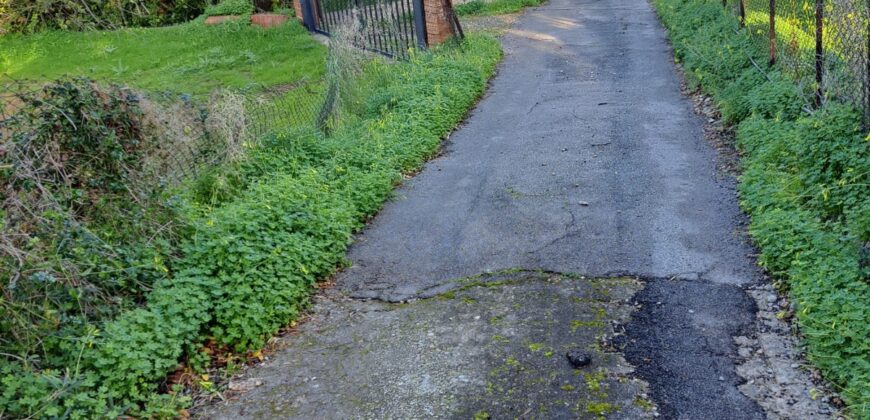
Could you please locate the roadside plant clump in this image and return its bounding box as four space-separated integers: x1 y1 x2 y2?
203 0 256 17
0 34 502 417
455 0 544 16
0 78 191 417
653 0 869 415
0 0 209 33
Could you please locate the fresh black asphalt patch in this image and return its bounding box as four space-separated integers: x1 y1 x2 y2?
616 278 763 419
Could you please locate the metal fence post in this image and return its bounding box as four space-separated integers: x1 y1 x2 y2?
413 0 428 49
815 0 824 107
300 0 317 31
739 0 746 26
769 0 776 66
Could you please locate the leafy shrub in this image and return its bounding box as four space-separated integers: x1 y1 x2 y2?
0 34 502 417
204 0 255 17
718 69 805 124
744 72 804 121
718 68 765 123
653 0 869 414
0 0 209 33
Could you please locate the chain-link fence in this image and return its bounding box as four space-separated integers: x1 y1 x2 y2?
729 0 869 127
0 76 328 185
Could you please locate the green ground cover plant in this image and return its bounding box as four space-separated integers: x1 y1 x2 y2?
653 0 869 416
0 19 325 96
0 34 502 418
455 0 544 16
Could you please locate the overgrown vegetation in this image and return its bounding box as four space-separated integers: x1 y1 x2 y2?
0 34 502 418
0 0 294 33
653 0 868 415
0 19 325 96
0 76 281 418
0 0 210 33
0 78 188 378
455 0 544 16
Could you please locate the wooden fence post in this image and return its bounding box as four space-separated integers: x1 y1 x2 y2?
769 0 776 66
739 0 746 26
815 0 824 107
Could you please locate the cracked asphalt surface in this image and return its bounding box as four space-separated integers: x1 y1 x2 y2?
198 0 817 417
340 0 760 302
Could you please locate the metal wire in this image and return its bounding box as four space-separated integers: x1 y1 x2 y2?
0 77 328 185
733 0 870 126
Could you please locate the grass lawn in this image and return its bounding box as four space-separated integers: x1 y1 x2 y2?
0 19 326 96
455 0 544 17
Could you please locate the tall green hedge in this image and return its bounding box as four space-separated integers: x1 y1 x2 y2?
653 0 869 416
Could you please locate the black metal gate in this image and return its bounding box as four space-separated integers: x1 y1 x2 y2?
300 0 427 59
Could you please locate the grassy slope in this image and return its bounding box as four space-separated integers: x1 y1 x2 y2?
0 20 325 95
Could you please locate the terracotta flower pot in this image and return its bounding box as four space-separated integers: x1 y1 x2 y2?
204 15 242 25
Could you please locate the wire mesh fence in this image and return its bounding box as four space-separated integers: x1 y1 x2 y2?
1 0 450 192
730 0 870 126
0 76 328 186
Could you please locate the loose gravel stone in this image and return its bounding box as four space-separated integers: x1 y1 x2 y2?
566 349 592 368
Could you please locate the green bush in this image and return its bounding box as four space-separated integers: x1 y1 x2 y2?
653 0 869 415
0 34 502 418
456 1 486 15
0 0 209 33
204 0 255 17
718 68 765 124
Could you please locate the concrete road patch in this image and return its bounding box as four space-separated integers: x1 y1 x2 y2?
201 272 656 419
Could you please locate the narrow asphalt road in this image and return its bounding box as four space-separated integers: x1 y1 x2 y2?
339 0 766 414
203 0 799 417
341 0 759 302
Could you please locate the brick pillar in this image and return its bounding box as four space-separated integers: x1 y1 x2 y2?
423 0 453 45
293 0 304 21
